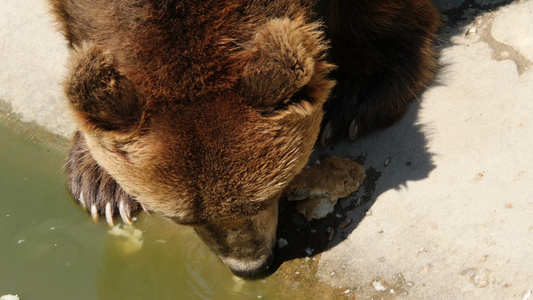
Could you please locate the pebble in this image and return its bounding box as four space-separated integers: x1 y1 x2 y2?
466 27 477 35
339 219 352 229
372 281 387 291
277 238 288 248
384 157 392 167
328 228 335 241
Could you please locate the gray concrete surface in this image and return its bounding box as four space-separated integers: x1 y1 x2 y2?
314 1 533 298
0 0 73 138
1 0 532 299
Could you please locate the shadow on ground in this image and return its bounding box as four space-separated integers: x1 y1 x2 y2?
269 0 516 274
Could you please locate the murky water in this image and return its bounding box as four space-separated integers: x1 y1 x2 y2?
0 124 306 300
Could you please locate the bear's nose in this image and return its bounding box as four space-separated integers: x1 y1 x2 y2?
224 254 274 278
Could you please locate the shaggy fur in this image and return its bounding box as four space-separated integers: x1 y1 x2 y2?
50 0 440 277
321 0 440 143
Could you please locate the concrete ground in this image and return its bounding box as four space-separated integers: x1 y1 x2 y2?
1 0 532 299
313 1 533 298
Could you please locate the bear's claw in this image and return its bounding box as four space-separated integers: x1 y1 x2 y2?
320 121 333 147
320 117 360 146
90 204 99 223
105 203 114 226
140 203 152 215
348 118 359 141
67 131 142 227
119 201 133 225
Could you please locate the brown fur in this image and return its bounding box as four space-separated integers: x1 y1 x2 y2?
322 0 440 141
50 0 440 277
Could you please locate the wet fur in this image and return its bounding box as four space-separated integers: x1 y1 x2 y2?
50 0 440 277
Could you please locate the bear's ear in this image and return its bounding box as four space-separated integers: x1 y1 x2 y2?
65 43 144 133
240 18 336 117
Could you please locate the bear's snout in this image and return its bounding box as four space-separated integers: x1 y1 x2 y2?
221 253 274 278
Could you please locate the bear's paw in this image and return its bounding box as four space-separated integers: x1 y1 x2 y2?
66 131 144 226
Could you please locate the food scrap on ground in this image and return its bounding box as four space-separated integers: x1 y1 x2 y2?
283 156 365 221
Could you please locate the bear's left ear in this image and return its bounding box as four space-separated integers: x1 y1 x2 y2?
240 18 336 117
65 43 144 133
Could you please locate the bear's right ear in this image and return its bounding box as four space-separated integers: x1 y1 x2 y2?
240 18 335 118
65 43 144 133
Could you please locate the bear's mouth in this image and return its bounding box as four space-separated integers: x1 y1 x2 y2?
220 253 275 278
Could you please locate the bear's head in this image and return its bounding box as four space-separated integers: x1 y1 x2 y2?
65 18 334 277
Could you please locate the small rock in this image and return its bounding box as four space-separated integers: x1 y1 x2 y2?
384 157 392 167
372 281 387 291
277 238 288 249
328 228 335 241
339 219 352 229
466 27 477 35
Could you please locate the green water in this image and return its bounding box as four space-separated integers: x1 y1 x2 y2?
0 125 298 300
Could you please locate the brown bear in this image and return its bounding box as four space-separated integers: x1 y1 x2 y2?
50 0 440 277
